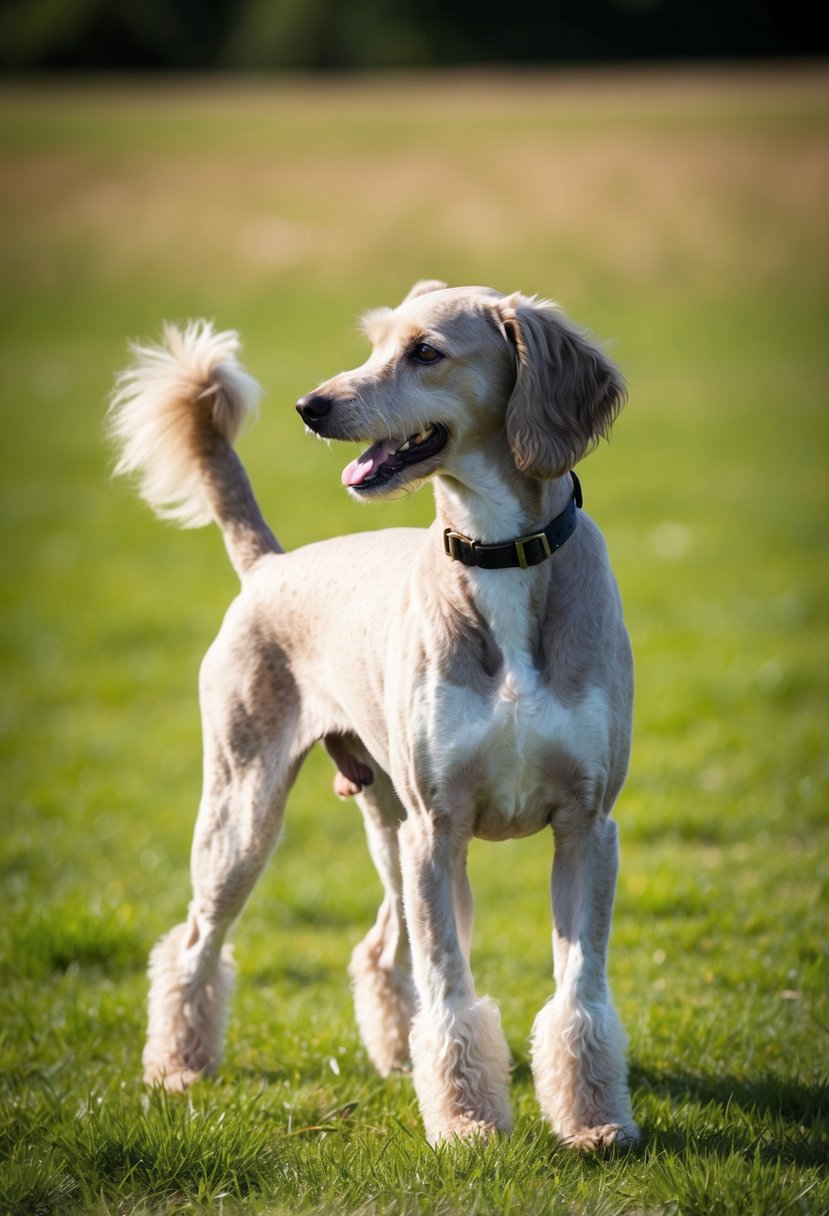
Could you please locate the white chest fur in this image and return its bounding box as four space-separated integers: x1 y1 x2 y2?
417 570 612 840
424 674 610 839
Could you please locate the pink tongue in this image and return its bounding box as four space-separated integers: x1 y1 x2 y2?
342 439 392 487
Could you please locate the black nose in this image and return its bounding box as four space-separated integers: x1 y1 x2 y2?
296 393 333 424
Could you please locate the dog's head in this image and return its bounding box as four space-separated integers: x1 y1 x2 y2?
296 281 626 500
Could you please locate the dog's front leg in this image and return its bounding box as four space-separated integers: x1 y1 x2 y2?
531 812 638 1150
399 817 513 1143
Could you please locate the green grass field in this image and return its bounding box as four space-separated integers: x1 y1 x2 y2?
1 66 827 1215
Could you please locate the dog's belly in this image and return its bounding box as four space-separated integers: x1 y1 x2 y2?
427 671 612 842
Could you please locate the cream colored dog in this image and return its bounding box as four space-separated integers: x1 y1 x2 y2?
109 280 638 1151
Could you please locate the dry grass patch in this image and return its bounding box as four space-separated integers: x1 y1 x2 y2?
1 66 827 297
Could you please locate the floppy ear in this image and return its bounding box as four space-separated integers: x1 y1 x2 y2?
403 279 448 302
498 294 627 479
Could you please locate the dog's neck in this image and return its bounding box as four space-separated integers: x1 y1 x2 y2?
431 469 578 670
433 466 576 550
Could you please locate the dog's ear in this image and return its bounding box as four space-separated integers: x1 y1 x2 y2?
403 279 448 302
497 294 626 479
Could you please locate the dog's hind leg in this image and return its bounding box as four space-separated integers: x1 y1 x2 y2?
142 629 303 1091
348 762 415 1077
400 818 513 1143
531 812 638 1150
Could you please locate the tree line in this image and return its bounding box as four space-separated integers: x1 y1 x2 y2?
0 0 820 71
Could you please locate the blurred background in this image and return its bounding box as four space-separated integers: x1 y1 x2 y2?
0 7 827 1208
1 0 827 70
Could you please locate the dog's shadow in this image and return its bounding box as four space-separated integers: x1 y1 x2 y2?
628 1065 827 1164
509 1059 826 1164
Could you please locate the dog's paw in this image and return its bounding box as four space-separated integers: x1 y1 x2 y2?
562 1121 640 1153
143 1061 205 1092
432 1112 512 1144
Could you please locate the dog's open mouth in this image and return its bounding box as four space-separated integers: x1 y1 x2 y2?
341 423 449 492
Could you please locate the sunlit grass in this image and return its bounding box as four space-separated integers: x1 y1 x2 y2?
1 67 827 1214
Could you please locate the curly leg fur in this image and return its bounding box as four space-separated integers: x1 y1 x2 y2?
531 990 637 1150
142 923 235 1090
349 934 415 1076
409 997 513 1143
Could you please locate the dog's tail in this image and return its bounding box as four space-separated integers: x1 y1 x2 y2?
108 321 281 579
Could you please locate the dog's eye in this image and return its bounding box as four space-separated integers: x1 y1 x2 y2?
412 342 443 365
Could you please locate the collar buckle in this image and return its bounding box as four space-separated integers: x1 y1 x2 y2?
513 530 552 570
443 528 472 563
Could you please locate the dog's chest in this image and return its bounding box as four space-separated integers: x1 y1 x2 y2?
423 660 609 839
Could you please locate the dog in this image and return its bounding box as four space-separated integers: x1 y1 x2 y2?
109 280 638 1151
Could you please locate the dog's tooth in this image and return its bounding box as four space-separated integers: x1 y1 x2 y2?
398 425 435 453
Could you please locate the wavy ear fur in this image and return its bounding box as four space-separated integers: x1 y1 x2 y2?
498 294 627 479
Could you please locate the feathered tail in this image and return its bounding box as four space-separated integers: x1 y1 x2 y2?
108 321 280 578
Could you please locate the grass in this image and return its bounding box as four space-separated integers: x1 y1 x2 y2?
1 64 828 1214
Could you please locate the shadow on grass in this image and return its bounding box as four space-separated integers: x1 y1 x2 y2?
512 1057 827 1165
630 1065 829 1166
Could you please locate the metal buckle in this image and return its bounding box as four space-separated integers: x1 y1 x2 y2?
513 530 551 570
443 528 469 562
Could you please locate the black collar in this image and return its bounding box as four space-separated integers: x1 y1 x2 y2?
442 471 583 570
